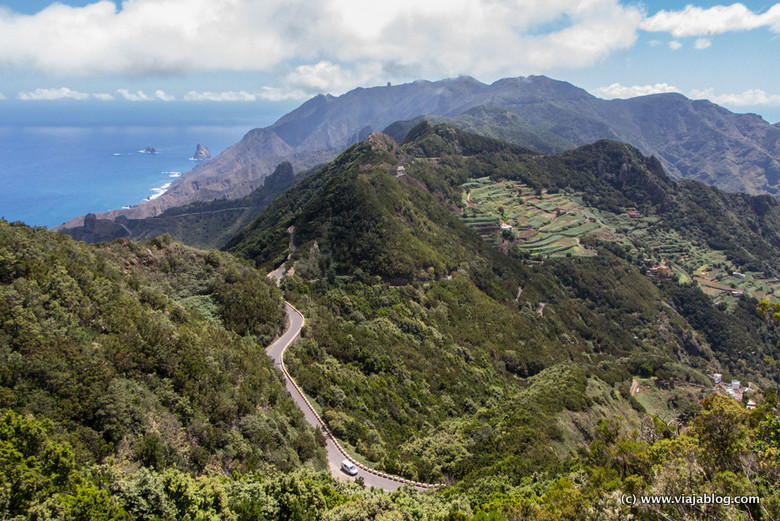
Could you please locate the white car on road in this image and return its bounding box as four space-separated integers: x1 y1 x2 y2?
341 460 358 476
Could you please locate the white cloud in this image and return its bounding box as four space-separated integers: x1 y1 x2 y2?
0 92 5 100
641 3 780 37
116 88 174 101
690 87 780 106
92 92 115 101
694 38 712 49
668 40 682 50
17 87 91 100
116 89 150 101
593 83 780 107
592 83 681 99
154 89 176 101
0 0 644 93
183 90 258 101
256 86 310 102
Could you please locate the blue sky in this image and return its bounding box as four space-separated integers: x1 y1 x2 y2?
1 0 780 122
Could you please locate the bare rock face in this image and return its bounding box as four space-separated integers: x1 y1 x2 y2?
193 144 212 160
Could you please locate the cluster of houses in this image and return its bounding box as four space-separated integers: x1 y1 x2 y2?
712 373 757 409
645 263 674 278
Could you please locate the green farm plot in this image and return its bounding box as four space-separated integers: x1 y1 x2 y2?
464 177 780 301
559 222 600 237
522 233 566 247
461 179 604 257
539 215 580 232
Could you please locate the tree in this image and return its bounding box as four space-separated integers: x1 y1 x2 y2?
757 299 769 319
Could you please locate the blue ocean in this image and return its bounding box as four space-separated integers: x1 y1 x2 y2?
0 100 294 228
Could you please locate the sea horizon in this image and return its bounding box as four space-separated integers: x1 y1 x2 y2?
0 100 296 228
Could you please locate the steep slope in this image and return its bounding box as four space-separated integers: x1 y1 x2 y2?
0 222 324 476
59 161 299 249
57 75 780 244
224 126 780 485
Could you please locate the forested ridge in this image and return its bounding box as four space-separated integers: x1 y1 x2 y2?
3 123 780 519
0 221 327 518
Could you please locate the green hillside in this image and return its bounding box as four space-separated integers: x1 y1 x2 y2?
6 123 780 519
0 221 328 516
225 124 780 495
59 161 299 249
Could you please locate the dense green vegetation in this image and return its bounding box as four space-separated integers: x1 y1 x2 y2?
6 122 780 519
224 123 780 498
0 221 324 485
3 395 778 520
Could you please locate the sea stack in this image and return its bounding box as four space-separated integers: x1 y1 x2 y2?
193 144 212 160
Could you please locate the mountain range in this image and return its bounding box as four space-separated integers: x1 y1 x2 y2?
56 75 780 244
7 116 780 518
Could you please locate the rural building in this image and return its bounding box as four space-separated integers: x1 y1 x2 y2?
647 264 673 278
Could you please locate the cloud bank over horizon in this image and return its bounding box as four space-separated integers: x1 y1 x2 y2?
640 3 780 37
1 0 779 115
592 83 780 112
0 0 643 94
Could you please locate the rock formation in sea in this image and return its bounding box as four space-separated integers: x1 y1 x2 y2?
193 144 212 160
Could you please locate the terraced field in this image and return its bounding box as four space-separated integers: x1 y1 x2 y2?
461 178 600 257
460 177 780 302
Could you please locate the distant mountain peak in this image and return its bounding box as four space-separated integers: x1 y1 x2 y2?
56 74 780 241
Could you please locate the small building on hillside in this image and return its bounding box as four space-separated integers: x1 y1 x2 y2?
647 264 673 278
627 211 640 218
733 272 746 279
712 373 722 384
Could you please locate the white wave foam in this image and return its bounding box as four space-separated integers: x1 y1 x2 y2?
147 182 172 200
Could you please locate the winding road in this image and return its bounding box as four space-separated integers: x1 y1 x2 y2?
265 301 443 491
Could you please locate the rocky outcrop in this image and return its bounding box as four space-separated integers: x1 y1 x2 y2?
61 213 130 242
193 144 211 160
264 161 295 192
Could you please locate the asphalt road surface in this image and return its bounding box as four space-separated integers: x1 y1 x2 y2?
266 302 425 491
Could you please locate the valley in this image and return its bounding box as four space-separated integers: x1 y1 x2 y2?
5 100 780 519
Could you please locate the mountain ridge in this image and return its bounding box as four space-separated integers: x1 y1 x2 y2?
56 75 780 245
7 123 780 518
221 123 780 488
